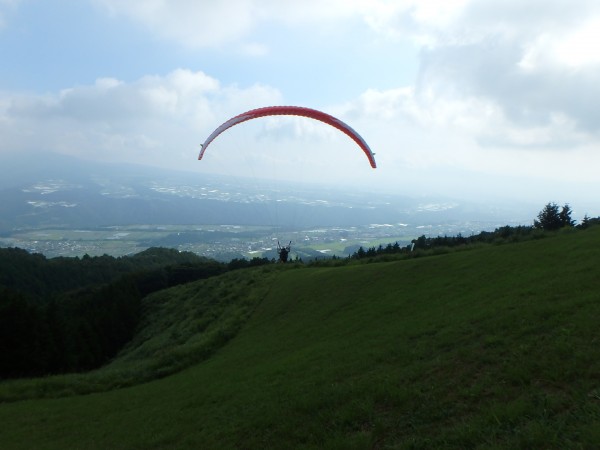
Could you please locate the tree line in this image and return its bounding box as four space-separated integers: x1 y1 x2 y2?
349 202 600 260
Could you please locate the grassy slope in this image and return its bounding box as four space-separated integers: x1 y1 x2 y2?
0 267 276 402
1 228 600 449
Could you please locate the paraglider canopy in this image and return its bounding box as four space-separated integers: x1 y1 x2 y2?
198 106 376 169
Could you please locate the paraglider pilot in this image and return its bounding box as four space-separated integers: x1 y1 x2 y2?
277 241 292 263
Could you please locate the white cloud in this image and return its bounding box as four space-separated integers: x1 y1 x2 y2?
96 0 600 143
360 0 471 43
92 0 366 50
330 73 600 201
88 1 600 131
91 0 476 50
1 69 283 169
520 17 600 71
93 0 259 48
371 1 600 144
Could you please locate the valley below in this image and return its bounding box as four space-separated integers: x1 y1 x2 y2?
0 154 536 260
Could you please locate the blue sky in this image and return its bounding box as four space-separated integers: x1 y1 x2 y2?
2 0 600 215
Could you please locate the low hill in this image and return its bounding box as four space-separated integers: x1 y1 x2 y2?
0 247 229 378
0 246 209 301
0 228 599 448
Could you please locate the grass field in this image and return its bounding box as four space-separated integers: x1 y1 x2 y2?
1 227 599 448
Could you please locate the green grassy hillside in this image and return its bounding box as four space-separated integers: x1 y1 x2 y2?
1 227 600 449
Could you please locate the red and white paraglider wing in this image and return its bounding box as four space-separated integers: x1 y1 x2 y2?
198 106 376 169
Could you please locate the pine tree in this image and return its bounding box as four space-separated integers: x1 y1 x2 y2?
559 204 575 227
534 203 563 231
534 202 575 230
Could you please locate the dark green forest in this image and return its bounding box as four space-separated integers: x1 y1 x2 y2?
0 247 269 378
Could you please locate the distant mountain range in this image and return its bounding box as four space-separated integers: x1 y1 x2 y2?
0 152 533 234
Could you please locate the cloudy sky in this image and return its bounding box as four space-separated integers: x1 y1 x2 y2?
1 0 599 212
